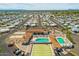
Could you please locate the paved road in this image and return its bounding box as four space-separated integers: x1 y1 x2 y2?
0 16 31 56
70 34 79 55
50 16 79 56
0 30 16 56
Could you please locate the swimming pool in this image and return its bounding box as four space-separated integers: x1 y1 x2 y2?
35 38 49 43
56 37 65 45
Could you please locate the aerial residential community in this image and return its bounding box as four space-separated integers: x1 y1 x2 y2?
0 4 79 56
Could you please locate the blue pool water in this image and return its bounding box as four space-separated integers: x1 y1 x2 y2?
57 37 65 44
35 38 49 43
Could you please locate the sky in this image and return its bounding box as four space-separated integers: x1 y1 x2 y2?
0 3 79 10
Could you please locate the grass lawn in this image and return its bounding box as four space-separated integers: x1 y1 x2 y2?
0 45 5 53
32 44 52 56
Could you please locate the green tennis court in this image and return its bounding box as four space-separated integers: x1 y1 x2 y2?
32 44 52 56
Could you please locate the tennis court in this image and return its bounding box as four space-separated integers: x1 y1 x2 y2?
31 44 53 56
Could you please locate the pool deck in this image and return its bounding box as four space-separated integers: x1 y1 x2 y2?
49 35 62 48
32 37 50 42
8 28 72 56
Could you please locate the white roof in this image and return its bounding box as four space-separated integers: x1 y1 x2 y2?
75 25 79 28
30 23 36 26
0 28 10 32
50 23 57 26
72 27 79 31
9 35 23 39
13 32 25 35
7 25 15 28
